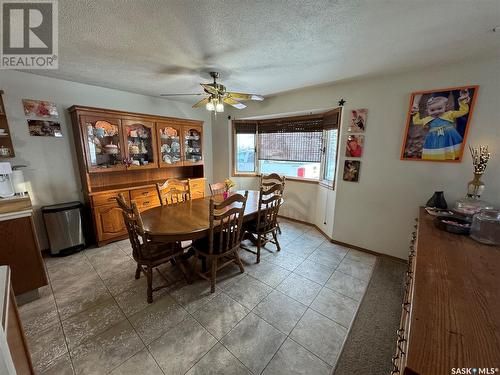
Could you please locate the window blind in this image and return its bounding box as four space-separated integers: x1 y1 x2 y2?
234 110 340 163
234 121 257 134
257 115 326 163
258 132 323 162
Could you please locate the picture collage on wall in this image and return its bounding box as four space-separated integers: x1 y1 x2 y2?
22 99 62 137
343 108 367 182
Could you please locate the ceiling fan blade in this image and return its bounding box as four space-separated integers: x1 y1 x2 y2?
223 97 247 109
192 97 210 108
160 93 204 96
201 83 218 95
227 92 264 101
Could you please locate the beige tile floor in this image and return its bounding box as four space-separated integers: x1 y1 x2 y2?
19 219 376 375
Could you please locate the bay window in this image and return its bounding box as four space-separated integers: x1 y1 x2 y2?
233 108 341 186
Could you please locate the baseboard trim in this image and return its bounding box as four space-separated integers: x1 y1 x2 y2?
329 238 406 263
278 214 406 263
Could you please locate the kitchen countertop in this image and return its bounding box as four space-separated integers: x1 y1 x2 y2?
0 195 32 221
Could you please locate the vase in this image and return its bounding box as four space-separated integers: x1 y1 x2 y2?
223 191 229 199
466 173 485 199
426 191 447 209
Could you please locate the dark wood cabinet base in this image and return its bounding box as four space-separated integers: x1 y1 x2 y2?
0 213 48 295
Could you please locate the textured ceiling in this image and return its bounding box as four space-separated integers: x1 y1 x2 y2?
29 0 500 100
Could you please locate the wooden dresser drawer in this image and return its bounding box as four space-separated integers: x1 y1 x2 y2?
92 191 130 206
133 196 161 212
130 187 158 200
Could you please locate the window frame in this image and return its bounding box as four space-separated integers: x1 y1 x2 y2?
232 108 341 189
232 122 258 177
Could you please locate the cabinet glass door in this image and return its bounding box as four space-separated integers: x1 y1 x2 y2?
157 123 183 167
82 116 124 172
183 126 203 165
123 120 157 169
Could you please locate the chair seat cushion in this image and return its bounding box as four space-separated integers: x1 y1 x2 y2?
141 241 179 261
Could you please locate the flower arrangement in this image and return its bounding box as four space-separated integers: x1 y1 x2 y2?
469 145 490 174
467 145 491 199
224 178 235 192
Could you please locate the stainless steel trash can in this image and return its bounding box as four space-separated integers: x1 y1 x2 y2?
41 202 85 255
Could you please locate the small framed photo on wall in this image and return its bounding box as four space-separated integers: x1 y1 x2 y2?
348 109 367 133
28 119 63 137
343 160 361 182
400 85 479 162
345 134 364 157
22 99 59 119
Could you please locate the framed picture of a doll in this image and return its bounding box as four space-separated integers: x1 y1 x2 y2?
348 109 367 133
400 85 478 162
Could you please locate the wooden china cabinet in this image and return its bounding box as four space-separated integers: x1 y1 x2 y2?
69 106 205 246
182 125 203 166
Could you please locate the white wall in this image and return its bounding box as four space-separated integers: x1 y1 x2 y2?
0 71 213 248
213 57 500 258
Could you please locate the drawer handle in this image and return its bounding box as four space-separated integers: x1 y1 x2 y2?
108 197 116 201
143 201 150 205
141 192 149 196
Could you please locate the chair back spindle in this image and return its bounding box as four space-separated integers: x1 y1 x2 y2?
256 184 283 233
116 193 148 260
209 182 226 196
208 191 248 256
156 178 191 205
261 173 285 192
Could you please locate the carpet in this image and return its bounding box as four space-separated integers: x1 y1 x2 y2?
333 256 407 375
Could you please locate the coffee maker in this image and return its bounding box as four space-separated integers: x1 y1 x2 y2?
0 162 15 198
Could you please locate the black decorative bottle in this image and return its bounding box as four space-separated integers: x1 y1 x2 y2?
426 191 448 209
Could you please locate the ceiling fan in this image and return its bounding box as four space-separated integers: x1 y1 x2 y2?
160 71 264 112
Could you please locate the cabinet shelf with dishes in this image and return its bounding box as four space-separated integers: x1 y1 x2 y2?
123 120 157 169
0 90 15 158
69 105 205 246
157 121 183 168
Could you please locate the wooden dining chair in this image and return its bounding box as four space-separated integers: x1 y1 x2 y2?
192 191 249 293
241 184 283 263
209 182 225 196
260 173 285 234
261 173 285 191
116 193 190 303
156 178 191 205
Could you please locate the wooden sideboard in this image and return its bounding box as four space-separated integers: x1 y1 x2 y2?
69 106 207 246
0 196 48 295
392 208 500 374
89 178 205 245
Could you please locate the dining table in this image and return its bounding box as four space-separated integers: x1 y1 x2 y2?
140 190 262 242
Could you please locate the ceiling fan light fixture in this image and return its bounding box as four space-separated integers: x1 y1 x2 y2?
162 72 263 111
206 99 215 111
215 101 224 112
